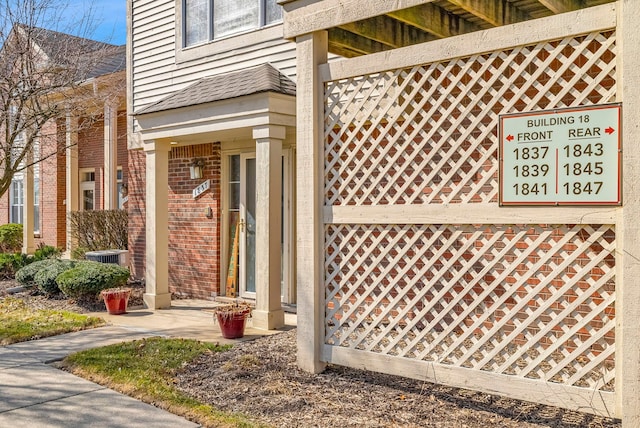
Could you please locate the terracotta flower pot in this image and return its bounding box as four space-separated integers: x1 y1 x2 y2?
101 288 132 315
215 305 251 339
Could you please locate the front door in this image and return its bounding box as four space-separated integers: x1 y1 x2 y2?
239 153 257 298
225 151 294 303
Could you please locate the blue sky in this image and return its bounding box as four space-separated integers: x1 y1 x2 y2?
87 0 127 45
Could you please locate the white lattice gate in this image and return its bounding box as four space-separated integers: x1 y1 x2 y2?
318 9 619 416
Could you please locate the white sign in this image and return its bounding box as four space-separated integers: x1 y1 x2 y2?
500 104 621 206
192 179 210 199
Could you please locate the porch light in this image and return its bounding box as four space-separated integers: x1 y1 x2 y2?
190 158 205 179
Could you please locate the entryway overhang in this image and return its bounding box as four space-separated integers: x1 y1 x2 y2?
132 63 296 331
136 91 296 144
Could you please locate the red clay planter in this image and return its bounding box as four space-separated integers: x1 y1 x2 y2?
101 288 132 315
214 302 252 339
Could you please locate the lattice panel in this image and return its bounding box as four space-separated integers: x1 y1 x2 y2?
324 31 616 206
325 224 616 391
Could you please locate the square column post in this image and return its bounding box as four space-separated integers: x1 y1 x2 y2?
619 1 640 425
22 149 35 254
143 140 171 309
65 112 79 254
253 125 285 330
296 31 328 373
103 101 118 210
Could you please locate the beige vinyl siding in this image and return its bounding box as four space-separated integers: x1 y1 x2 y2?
131 0 298 113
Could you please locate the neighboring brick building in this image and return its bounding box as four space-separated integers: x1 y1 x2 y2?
0 27 126 252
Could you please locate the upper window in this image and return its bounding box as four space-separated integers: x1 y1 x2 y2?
183 0 282 47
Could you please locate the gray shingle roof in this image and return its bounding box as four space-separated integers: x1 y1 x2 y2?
86 44 126 78
137 63 296 115
14 25 125 79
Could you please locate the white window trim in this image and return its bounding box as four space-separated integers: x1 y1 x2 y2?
9 177 23 225
80 168 96 211
175 0 283 63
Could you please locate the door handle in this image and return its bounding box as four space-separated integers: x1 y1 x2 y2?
239 219 246 232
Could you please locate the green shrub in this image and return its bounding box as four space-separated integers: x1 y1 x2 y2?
57 261 130 298
0 224 22 253
0 243 61 281
33 244 62 261
34 260 77 295
0 252 29 279
15 259 60 287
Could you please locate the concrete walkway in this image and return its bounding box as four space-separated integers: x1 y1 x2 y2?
0 300 297 427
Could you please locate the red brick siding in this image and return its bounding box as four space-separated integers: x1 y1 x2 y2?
38 120 64 247
78 117 104 209
128 149 146 280
128 143 222 299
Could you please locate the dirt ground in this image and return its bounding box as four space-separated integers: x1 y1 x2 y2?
1 281 622 428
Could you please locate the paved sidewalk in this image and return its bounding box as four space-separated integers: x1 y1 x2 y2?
0 299 296 427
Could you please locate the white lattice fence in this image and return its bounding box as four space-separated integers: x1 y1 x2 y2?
325 31 616 206
322 30 617 414
325 224 615 390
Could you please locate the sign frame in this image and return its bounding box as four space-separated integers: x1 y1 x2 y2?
499 103 622 206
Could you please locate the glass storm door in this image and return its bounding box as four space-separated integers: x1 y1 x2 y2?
226 151 293 303
239 154 257 298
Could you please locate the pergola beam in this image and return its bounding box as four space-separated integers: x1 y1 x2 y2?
338 15 436 49
447 0 530 27
388 2 481 39
538 0 585 14
328 28 390 56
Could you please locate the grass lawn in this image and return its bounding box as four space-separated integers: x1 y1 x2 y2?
0 297 104 345
60 337 261 428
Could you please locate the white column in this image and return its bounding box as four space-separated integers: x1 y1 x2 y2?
22 150 34 254
296 31 328 373
65 113 79 254
252 125 285 330
143 140 171 309
619 1 640 425
103 101 118 210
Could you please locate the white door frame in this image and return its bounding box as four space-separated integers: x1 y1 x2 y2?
239 152 257 299
222 149 294 303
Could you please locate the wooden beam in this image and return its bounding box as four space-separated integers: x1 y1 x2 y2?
338 15 436 49
538 0 585 14
283 0 437 40
327 44 361 58
328 28 390 56
447 0 530 27
388 2 482 39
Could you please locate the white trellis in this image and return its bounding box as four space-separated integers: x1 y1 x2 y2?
313 7 619 417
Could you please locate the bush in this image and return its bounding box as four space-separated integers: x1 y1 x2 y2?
0 253 29 279
33 260 77 295
0 224 22 253
68 210 128 255
15 259 61 287
33 244 62 261
57 261 130 298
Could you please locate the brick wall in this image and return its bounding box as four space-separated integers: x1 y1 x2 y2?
128 142 222 299
78 116 104 209
38 119 64 247
0 118 63 248
128 149 146 279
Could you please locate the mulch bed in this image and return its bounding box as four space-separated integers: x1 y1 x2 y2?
1 280 622 428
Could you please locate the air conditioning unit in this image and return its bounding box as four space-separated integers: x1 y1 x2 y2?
85 250 129 267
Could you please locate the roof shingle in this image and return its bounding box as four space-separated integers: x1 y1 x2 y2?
137 63 296 115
